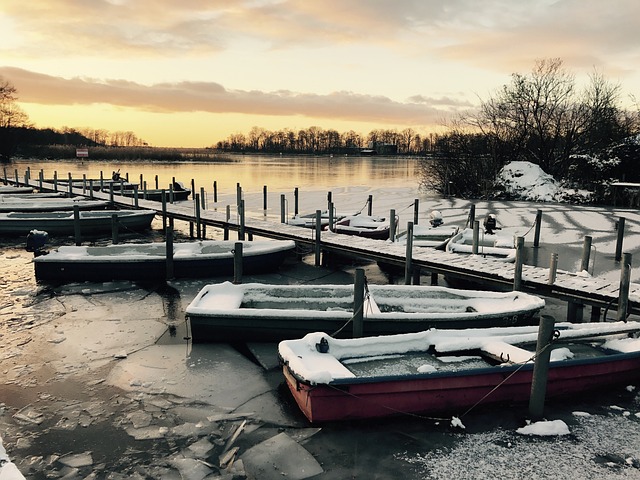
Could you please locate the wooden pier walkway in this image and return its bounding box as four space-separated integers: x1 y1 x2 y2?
12 177 640 317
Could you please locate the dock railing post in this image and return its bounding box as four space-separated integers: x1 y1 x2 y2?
111 213 119 245
169 183 174 204
533 209 542 247
580 236 592 273
82 174 87 194
165 225 174 280
528 315 556 420
353 268 365 338
195 193 201 239
472 220 480 255
328 202 334 232
617 252 632 322
109 183 114 204
468 204 475 228
314 210 322 266
224 205 230 240
236 182 242 207
327 192 332 212
615 217 625 262
367 195 373 216
213 181 218 204
68 172 73 197
513 236 525 291
73 205 81 246
233 242 243 284
89 180 94 199
133 185 139 208
389 209 396 241
155 175 158 189
263 185 268 214
200 187 206 210
39 170 44 190
294 187 299 215
413 199 419 225
404 222 414 285
548 253 558 284
238 199 245 241
99 171 103 190
53 171 58 192
280 194 286 223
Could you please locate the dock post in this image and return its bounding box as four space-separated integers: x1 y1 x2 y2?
109 183 114 204
161 190 167 232
111 213 119 245
404 222 414 285
353 268 365 338
617 252 632 321
314 210 322 266
413 199 419 224
513 236 525 291
528 315 556 420
367 195 373 216
82 174 87 194
327 192 332 212
14 169 18 186
213 181 218 204
615 217 625 262
472 220 480 255
468 204 476 228
548 253 558 284
263 185 268 213
200 187 206 210
533 210 542 247
294 187 299 215
389 209 396 241
2 167 6 184
73 205 81 246
144 181 148 200
68 173 73 196
280 194 286 223
53 171 58 192
155 175 158 189
39 170 43 190
224 206 230 240
328 202 334 232
133 185 139 208
99 171 103 190
233 242 243 284
580 236 592 273
195 193 201 239
89 180 94 199
140 174 144 193
166 225 174 280
238 199 245 241
236 182 242 207
169 183 174 204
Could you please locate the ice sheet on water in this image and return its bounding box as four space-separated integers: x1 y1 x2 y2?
187 437 214 458
126 410 152 429
168 456 213 480
240 432 323 480
125 426 169 440
57 451 93 468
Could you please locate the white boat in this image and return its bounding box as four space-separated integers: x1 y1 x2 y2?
0 186 33 194
396 223 460 249
289 210 356 228
329 215 392 240
33 240 296 282
0 197 110 212
0 210 156 236
445 227 519 261
185 282 545 342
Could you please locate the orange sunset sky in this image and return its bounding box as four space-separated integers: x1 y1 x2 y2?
1 0 639 147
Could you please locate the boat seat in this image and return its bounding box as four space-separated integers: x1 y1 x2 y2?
480 341 533 364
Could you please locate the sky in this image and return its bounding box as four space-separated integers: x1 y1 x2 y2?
1 0 639 148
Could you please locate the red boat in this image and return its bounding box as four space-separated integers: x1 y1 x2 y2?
279 323 640 423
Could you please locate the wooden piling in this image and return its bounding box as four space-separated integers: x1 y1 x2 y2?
533 209 542 247
513 236 525 291
328 202 334 232
233 242 243 284
263 185 268 212
580 236 592 273
238 199 245 241
195 193 201 239
111 213 119 245
617 252 632 321
294 187 299 215
353 268 365 338
224 205 230 240
413 199 419 224
615 217 625 261
528 315 556 420
367 195 373 216
548 253 558 284
213 181 218 203
472 220 480 254
404 222 414 285
280 194 286 223
161 190 167 232
73 205 81 246
314 210 322 266
468 204 475 228
200 187 206 210
389 209 396 241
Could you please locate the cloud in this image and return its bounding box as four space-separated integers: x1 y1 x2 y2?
1 67 466 125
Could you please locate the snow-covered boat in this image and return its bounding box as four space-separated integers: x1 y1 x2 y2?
445 213 521 261
185 282 545 342
289 210 352 228
0 209 156 236
279 322 640 422
34 240 296 282
395 211 460 249
0 186 33 194
0 197 109 212
328 214 391 240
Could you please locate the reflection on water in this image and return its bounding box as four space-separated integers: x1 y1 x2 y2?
9 155 421 193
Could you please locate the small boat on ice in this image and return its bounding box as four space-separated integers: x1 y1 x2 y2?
289 210 352 228
0 197 109 212
445 215 520 261
395 211 459 249
34 240 296 282
328 214 392 240
185 282 545 342
279 322 640 422
0 209 156 236
0 186 34 194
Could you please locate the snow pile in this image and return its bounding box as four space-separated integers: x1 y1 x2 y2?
516 419 570 436
496 161 559 202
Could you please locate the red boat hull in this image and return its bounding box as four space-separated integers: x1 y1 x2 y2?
283 352 640 423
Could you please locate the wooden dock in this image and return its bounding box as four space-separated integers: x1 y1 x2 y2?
10 176 640 318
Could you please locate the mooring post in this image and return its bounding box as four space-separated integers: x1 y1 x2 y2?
353 268 365 338
389 209 396 241
140 174 144 193
143 181 148 200
580 235 592 273
169 183 174 204
548 253 558 284
528 315 556 420
468 204 476 228
111 213 119 245
14 169 18 186
294 187 299 215
314 210 322 266
53 171 58 192
2 167 6 184
99 171 104 190
280 194 286 223
73 205 81 246
513 236 525 291
263 185 268 213
236 182 242 207
39 170 43 190
89 180 94 199
67 172 73 197
155 175 158 189
195 193 201 239
472 220 480 255
233 242 243 284
238 199 245 241
200 187 206 210
413 199 419 224
161 190 167 232
533 209 542 247
367 195 373 216
133 185 139 208
224 205 230 240
327 192 332 212
404 222 414 285
82 174 87 194
165 226 174 280
615 217 625 262
617 252 632 322
213 181 218 204
109 183 114 204
328 202 334 232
